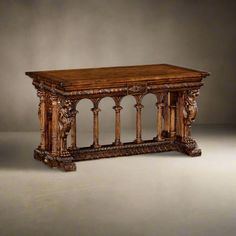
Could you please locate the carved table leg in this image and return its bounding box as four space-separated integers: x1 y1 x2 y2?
170 92 177 138
34 91 55 166
163 92 171 138
35 92 77 171
175 90 201 157
57 97 77 171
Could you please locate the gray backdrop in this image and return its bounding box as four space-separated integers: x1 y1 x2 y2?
0 0 236 132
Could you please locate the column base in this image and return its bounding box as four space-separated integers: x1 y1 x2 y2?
153 136 164 142
134 139 143 144
34 148 76 172
112 140 123 146
91 143 101 148
175 136 201 157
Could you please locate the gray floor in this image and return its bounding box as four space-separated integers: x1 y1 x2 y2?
0 125 236 236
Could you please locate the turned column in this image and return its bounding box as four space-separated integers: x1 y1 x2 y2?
170 104 176 138
154 93 164 141
134 95 144 144
176 91 184 138
170 92 177 138
163 92 171 138
37 90 47 150
47 117 52 151
112 97 123 146
50 94 59 156
91 98 101 148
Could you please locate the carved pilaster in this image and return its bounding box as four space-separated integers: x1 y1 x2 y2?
170 104 176 138
91 98 101 148
162 92 171 138
134 95 144 144
112 96 123 146
37 89 47 150
50 94 59 156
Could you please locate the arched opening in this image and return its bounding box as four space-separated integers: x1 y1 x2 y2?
142 93 157 140
75 98 93 147
99 96 115 145
120 95 136 143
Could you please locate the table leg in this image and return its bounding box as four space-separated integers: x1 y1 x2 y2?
176 89 201 156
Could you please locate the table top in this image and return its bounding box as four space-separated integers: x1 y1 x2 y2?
26 64 209 91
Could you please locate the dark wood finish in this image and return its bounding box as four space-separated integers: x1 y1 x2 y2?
26 64 209 171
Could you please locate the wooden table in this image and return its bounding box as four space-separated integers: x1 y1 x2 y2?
26 64 209 171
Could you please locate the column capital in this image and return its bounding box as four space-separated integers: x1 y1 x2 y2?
113 105 123 112
37 90 46 100
134 103 144 110
91 107 101 113
156 92 165 104
155 102 164 108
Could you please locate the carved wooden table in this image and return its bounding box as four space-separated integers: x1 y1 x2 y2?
26 64 209 171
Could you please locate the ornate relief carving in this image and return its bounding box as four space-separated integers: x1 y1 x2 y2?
69 87 127 96
71 141 177 161
58 98 77 153
37 90 45 116
175 136 201 157
183 89 199 134
156 92 165 104
128 84 147 94
147 82 203 92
